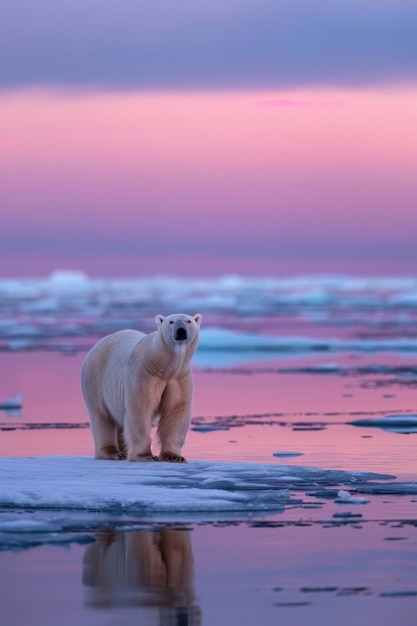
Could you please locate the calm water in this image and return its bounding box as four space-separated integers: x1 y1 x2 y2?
1 276 417 624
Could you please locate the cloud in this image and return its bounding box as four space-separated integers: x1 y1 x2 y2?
258 98 343 108
1 0 417 91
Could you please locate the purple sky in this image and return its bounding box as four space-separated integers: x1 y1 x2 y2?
1 1 416 277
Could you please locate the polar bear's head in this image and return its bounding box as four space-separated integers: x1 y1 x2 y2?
155 313 203 347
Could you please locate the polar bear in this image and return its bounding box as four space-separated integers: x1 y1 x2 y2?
81 313 202 462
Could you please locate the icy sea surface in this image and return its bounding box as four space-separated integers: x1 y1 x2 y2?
0 273 417 625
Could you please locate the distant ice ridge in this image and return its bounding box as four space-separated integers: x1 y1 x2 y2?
0 456 400 517
197 329 417 352
1 272 417 310
195 328 417 366
2 272 417 358
4 323 417 364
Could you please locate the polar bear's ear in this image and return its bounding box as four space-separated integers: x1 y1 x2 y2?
155 315 165 326
193 314 203 326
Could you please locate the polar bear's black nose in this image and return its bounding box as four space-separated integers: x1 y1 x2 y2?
175 327 188 341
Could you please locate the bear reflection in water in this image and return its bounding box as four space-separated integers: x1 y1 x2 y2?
83 528 201 624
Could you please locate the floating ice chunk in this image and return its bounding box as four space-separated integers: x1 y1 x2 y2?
20 298 60 314
389 292 417 306
0 512 98 551
379 590 417 598
282 363 342 374
0 394 22 409
7 340 38 352
0 516 66 533
0 394 22 417
336 490 369 504
353 482 417 495
0 529 93 551
192 425 230 432
3 323 41 338
332 512 363 520
348 415 417 434
273 451 304 458
300 587 338 593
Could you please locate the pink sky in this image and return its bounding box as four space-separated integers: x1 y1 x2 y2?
1 86 416 277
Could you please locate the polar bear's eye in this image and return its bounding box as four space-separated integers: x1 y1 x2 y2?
187 320 191 323
169 321 175 324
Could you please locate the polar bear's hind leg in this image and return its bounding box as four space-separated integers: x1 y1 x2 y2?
88 406 125 461
81 352 126 460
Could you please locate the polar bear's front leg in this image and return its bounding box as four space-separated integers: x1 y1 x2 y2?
124 379 164 462
124 413 159 462
158 375 193 463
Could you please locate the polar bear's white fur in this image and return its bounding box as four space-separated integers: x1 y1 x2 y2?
81 313 202 462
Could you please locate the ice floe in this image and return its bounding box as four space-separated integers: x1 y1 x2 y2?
0 394 22 410
0 513 95 551
0 457 415 551
348 415 417 433
336 490 369 504
0 456 409 518
0 394 23 418
273 451 304 458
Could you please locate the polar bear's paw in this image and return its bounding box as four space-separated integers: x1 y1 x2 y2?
160 452 187 463
96 447 126 461
127 454 160 462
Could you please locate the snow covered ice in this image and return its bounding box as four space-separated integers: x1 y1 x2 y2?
0 457 297 515
1 456 415 550
0 455 403 515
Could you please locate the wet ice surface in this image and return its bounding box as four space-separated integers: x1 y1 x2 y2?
0 455 416 553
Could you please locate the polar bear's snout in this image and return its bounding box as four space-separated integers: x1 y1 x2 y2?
174 323 188 342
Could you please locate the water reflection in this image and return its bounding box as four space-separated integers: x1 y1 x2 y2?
83 528 201 624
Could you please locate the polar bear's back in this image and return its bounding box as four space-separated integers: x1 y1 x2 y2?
83 329 146 374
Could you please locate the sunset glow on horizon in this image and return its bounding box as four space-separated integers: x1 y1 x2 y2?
1 85 416 277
